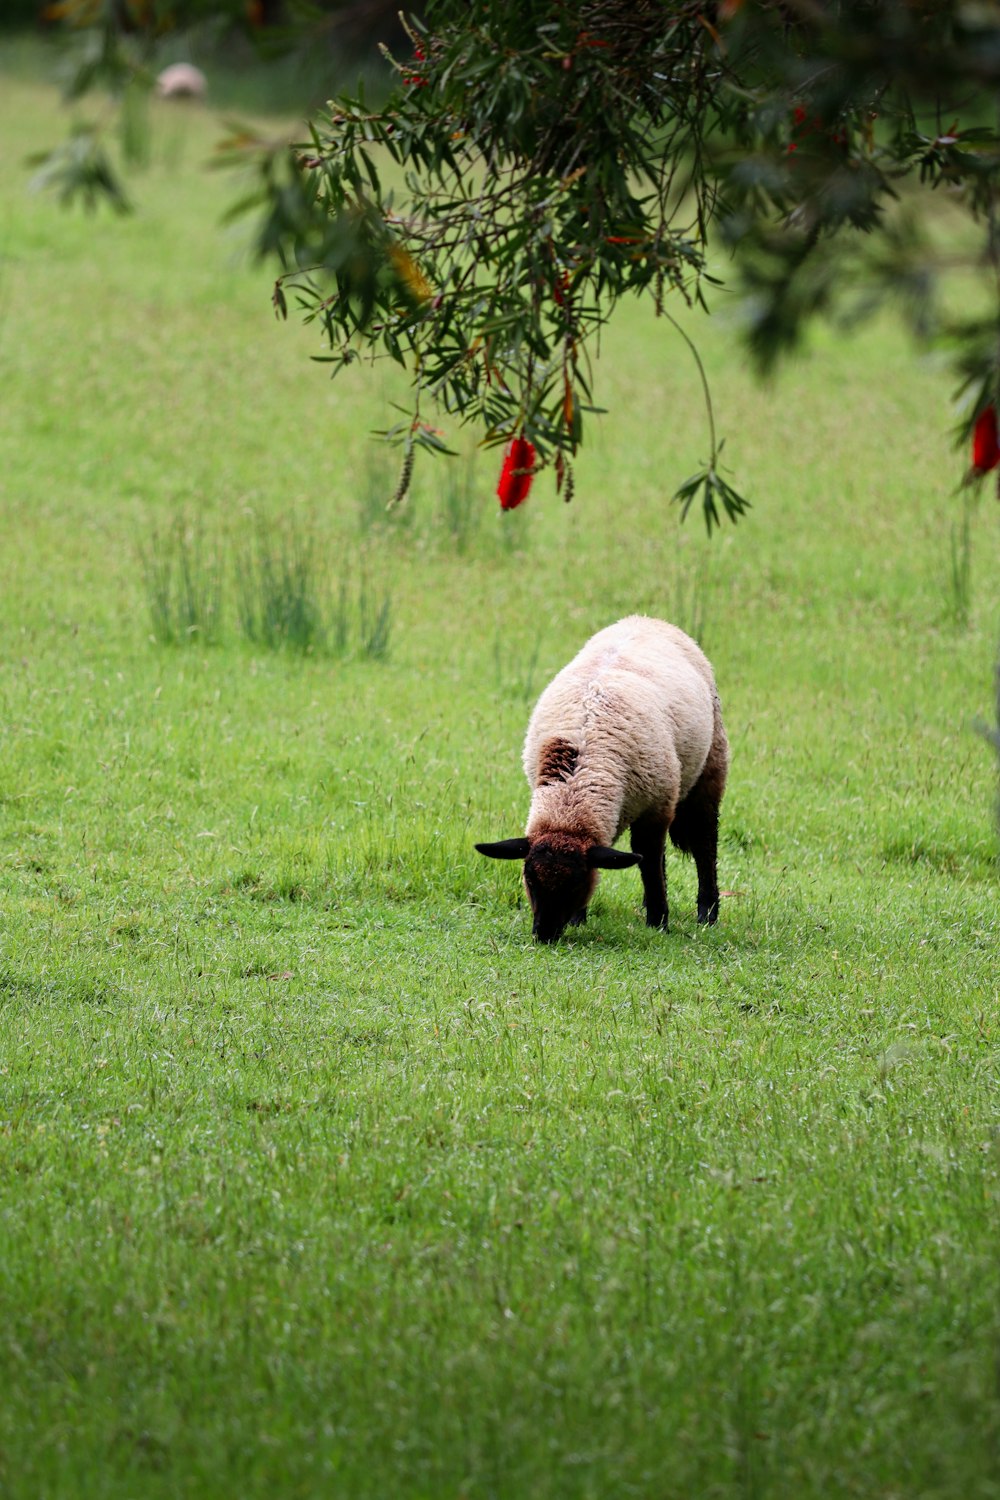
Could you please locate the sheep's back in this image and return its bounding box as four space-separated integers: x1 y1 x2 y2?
523 617 718 835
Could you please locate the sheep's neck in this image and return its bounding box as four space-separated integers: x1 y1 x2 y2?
527 770 623 847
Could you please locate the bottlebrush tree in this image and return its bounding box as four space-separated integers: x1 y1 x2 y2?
32 0 1000 521
254 0 753 523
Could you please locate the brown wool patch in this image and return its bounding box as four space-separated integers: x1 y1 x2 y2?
537 738 579 786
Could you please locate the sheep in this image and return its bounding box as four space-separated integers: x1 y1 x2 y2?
476 615 729 943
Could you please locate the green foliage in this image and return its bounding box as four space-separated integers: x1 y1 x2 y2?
31 1 1000 522
27 123 133 211
673 449 752 536
267 0 738 518
228 0 1000 519
715 4 1000 448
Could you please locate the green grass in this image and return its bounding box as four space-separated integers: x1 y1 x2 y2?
3 40 1000 1500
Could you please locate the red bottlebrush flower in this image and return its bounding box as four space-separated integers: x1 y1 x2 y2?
403 43 429 86
972 405 1000 473
497 437 536 510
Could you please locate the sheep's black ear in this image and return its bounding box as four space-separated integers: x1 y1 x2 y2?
476 838 531 861
587 846 642 870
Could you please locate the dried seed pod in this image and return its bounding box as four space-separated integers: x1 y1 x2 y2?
388 445 415 509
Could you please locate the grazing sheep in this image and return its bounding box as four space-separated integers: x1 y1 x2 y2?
476 615 729 943
155 64 207 100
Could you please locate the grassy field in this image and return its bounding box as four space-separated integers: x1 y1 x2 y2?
3 40 1000 1499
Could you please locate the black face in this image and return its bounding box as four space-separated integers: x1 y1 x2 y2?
523 841 595 944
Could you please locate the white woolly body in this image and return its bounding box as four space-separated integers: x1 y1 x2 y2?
523 615 724 846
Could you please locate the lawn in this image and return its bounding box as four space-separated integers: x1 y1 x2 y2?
2 38 1000 1500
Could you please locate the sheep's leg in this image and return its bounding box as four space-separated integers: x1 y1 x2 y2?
693 809 721 925
669 774 725 925
567 908 587 927
668 698 728 925
630 816 669 930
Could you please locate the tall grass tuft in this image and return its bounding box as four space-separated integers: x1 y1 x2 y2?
139 516 224 645
235 518 328 653
976 645 1000 836
326 565 392 659
947 492 975 630
671 553 711 648
329 573 351 656
232 518 393 659
438 457 482 553
493 630 542 704
358 566 392 659
139 512 394 658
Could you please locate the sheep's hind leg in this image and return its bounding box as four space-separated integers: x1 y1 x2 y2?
669 775 722 925
630 815 669 930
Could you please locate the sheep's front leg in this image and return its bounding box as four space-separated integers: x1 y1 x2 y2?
629 815 669 930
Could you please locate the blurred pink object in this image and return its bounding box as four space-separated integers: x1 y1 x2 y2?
156 64 207 100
